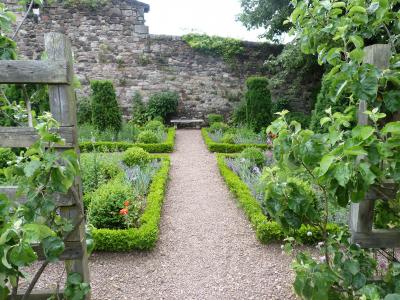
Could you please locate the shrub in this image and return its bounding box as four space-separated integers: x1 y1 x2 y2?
207 114 224 125
221 133 235 144
0 148 16 169
137 130 160 144
209 122 229 133
88 180 132 229
131 91 148 126
239 147 265 167
245 76 273 131
77 97 92 125
122 147 151 167
144 120 165 132
272 98 291 115
231 100 247 126
91 80 122 132
147 91 179 121
287 112 311 129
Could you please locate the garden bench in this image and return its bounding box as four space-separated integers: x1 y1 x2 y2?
170 118 204 129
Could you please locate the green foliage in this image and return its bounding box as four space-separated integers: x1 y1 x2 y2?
239 0 292 41
286 112 311 129
88 179 132 229
146 91 179 122
0 3 17 60
239 147 265 167
79 123 140 143
144 120 165 132
79 128 176 153
77 97 92 125
130 91 148 126
202 128 269 153
92 157 170 251
63 0 109 8
209 122 229 133
0 148 15 169
244 76 273 131
182 33 245 63
91 80 122 133
64 273 90 300
231 100 247 126
221 133 235 144
374 198 400 229
122 147 151 167
207 113 224 125
137 130 160 144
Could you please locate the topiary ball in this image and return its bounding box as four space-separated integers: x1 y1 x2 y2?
144 120 165 132
239 147 265 167
0 148 16 169
137 130 160 144
209 122 229 133
207 113 224 125
122 147 151 167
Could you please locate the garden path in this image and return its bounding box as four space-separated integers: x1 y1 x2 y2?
37 129 296 299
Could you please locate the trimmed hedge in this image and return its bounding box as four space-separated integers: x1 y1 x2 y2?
80 127 176 153
92 155 171 251
216 154 340 244
202 128 269 153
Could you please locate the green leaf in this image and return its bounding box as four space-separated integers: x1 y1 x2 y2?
23 224 55 243
352 273 366 289
318 154 335 176
9 243 37 267
384 295 400 300
352 126 375 140
42 236 64 262
334 163 352 187
382 122 400 135
349 48 364 62
344 260 360 275
344 145 368 156
359 162 376 185
383 90 400 113
23 160 41 177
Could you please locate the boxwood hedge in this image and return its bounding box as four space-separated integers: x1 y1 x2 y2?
80 127 176 153
202 128 269 153
92 155 170 251
216 154 340 244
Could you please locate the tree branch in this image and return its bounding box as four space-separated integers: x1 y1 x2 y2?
12 0 34 40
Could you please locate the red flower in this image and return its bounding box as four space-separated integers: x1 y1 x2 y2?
119 208 129 215
124 200 130 207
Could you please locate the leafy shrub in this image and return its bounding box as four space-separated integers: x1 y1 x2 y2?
245 76 273 131
207 114 224 125
272 98 291 115
88 180 132 229
147 91 179 121
77 97 92 125
233 127 265 144
0 148 16 169
122 147 151 167
131 91 148 126
137 130 160 144
221 133 235 144
209 122 229 133
239 147 265 167
144 120 165 132
231 100 247 126
91 80 122 133
287 112 311 129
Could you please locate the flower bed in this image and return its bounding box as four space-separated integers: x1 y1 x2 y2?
81 152 170 251
79 127 175 153
217 153 340 244
202 128 269 153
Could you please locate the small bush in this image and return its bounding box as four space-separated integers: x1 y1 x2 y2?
137 130 160 144
147 91 179 121
144 120 165 132
287 112 311 129
245 76 273 131
207 114 224 125
131 91 148 126
91 80 122 132
77 97 92 125
122 147 151 167
88 180 132 229
231 100 247 126
272 99 291 115
221 133 235 144
209 122 229 133
0 148 16 169
239 147 265 167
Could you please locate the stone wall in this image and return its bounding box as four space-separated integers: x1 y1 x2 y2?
7 0 305 119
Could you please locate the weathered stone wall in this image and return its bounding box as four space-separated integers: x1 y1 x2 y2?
7 0 305 119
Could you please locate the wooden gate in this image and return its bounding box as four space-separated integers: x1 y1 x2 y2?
0 33 90 299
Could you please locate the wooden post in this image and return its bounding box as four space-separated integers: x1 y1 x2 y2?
349 44 393 246
45 33 91 295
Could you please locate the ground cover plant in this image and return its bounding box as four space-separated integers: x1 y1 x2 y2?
81 148 170 251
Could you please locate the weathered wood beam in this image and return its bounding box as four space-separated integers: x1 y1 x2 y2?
351 230 400 249
0 126 74 148
0 186 76 207
33 241 84 261
13 290 64 300
0 60 70 84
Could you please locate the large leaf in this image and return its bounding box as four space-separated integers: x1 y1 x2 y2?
23 223 55 243
9 243 37 267
42 236 64 262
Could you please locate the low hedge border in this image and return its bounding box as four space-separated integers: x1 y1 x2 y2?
92 155 170 251
201 128 269 153
80 127 176 153
216 154 340 244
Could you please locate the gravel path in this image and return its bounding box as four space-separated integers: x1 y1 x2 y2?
28 129 297 299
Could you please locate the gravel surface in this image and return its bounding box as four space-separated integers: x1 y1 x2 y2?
25 129 297 299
